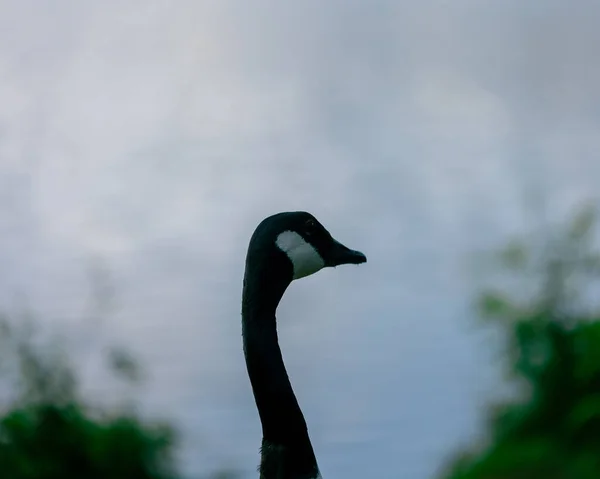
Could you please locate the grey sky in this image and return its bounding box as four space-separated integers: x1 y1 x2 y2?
1 1 599 477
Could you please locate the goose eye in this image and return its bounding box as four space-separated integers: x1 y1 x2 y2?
304 219 317 236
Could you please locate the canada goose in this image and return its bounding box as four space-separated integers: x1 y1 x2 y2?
242 211 366 479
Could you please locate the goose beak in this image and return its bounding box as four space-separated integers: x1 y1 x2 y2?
327 239 367 267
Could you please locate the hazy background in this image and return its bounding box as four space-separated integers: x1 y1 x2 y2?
1 1 598 477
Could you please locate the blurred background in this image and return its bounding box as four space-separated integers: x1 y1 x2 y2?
1 1 599 478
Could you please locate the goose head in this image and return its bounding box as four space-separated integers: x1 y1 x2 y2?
244 211 366 291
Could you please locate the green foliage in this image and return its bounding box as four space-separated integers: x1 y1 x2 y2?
0 312 179 479
440 203 600 479
0 263 240 479
0 404 177 479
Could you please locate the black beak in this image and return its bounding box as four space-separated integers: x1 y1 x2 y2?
326 238 367 267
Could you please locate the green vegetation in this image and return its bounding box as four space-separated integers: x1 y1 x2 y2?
440 204 600 478
0 312 179 479
0 404 176 479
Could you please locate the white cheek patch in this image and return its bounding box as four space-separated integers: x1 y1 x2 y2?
275 230 325 280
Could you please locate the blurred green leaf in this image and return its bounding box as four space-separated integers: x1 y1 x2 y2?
573 322 600 384
477 291 515 319
567 394 600 432
499 240 529 270
108 346 143 384
568 204 596 242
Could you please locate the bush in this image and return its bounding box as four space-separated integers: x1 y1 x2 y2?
0 403 177 479
0 308 178 479
440 204 600 479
